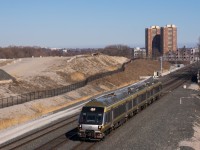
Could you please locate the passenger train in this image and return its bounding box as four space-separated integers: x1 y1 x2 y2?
78 77 162 140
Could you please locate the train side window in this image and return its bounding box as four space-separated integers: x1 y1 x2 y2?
137 95 141 103
148 90 153 97
116 104 126 116
147 91 150 97
137 96 140 103
105 111 111 123
154 86 160 93
114 107 119 118
133 98 137 106
154 87 158 93
128 101 132 109
113 108 117 118
119 105 122 115
122 104 126 113
118 106 121 116
153 88 156 94
141 93 146 101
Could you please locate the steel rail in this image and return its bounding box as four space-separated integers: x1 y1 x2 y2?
0 114 79 150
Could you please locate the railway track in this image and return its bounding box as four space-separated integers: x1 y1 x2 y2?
37 70 194 150
71 141 97 150
0 114 79 150
0 64 197 150
36 128 79 150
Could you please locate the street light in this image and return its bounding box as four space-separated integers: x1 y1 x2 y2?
160 56 163 75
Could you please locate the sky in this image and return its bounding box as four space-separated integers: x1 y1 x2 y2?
0 0 199 48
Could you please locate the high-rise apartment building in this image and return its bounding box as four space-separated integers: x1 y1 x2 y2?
145 26 161 58
161 24 177 54
145 24 177 58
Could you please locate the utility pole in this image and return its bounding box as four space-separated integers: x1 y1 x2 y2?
160 56 163 75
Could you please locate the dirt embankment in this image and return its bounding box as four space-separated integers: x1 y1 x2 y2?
91 59 170 88
0 58 171 130
0 55 128 97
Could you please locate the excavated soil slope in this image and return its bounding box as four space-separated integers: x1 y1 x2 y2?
0 55 128 97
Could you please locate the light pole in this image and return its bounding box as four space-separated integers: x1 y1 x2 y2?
160 56 163 75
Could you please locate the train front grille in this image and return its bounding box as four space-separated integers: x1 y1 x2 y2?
85 130 95 138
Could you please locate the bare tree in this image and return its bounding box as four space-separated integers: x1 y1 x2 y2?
100 44 133 59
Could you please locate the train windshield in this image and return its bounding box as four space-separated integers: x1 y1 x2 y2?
79 107 104 125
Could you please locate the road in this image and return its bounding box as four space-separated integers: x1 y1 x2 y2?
57 82 200 150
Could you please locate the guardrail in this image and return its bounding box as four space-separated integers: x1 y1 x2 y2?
0 60 131 108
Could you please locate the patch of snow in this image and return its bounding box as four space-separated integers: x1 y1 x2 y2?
188 84 199 91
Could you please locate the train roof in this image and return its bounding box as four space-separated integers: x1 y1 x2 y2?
85 77 160 107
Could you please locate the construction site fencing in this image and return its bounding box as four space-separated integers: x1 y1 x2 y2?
0 60 131 108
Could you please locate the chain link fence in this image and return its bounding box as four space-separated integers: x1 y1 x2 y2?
0 60 131 108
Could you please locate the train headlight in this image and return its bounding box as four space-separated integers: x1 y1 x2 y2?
98 126 102 130
78 124 82 129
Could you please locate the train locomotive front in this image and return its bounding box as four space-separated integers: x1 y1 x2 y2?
78 106 105 139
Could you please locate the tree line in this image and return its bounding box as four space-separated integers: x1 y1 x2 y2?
0 45 134 59
0 46 64 58
98 45 134 59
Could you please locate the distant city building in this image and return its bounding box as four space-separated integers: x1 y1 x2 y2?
133 47 146 58
50 48 68 53
163 47 199 62
62 49 68 53
145 24 177 59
